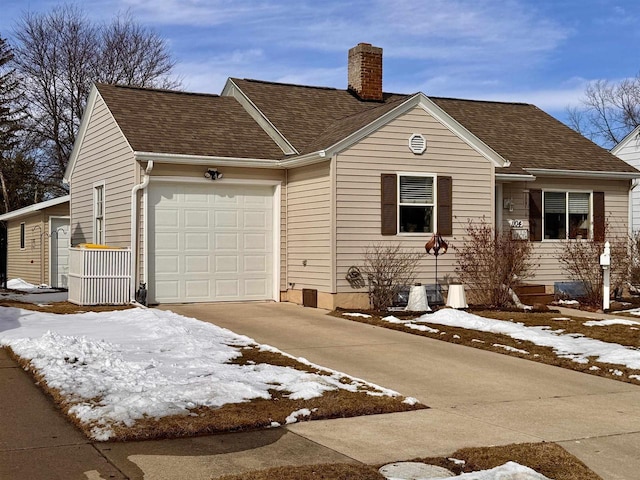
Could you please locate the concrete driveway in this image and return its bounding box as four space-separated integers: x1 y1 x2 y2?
163 302 640 480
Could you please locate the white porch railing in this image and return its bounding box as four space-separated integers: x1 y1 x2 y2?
68 247 131 305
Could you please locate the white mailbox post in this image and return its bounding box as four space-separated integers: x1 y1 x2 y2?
600 241 611 311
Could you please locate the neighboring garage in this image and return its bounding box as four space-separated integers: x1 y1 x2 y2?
0 196 70 289
148 181 277 304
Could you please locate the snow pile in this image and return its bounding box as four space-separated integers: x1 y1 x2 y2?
342 312 372 318
584 319 640 327
0 307 411 440
7 278 43 290
430 461 551 479
383 309 640 370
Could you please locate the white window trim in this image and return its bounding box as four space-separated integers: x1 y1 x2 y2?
542 189 593 242
20 222 25 250
93 181 106 244
397 172 438 236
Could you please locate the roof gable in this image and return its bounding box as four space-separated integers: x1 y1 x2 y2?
611 125 640 155
228 78 409 155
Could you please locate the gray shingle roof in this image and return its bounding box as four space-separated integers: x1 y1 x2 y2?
95 80 640 175
96 83 284 160
430 97 639 174
230 78 409 154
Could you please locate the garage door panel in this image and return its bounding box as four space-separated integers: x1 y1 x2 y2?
184 192 210 204
216 279 240 297
185 255 210 273
215 255 239 273
215 233 238 250
214 210 239 228
243 233 267 251
156 232 179 250
185 232 210 250
156 209 179 227
244 255 267 272
156 280 180 299
155 256 179 274
245 279 268 296
244 210 268 228
150 183 275 303
185 280 210 298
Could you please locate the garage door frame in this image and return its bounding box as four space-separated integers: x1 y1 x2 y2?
48 215 70 289
145 176 281 303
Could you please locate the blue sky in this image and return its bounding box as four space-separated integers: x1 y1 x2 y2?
2 0 639 125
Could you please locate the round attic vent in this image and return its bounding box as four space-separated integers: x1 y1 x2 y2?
408 133 426 154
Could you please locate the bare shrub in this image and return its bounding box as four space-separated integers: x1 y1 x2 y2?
557 228 628 306
453 220 537 308
361 243 422 311
628 231 640 290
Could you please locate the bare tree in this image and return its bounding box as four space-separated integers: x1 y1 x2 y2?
0 35 40 213
568 76 640 149
11 5 180 191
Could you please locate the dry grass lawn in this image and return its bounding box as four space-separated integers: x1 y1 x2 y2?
334 308 640 385
216 442 602 480
0 298 132 314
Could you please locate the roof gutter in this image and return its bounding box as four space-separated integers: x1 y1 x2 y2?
135 150 329 169
130 160 153 303
525 168 640 179
0 195 70 222
495 173 536 182
134 151 283 169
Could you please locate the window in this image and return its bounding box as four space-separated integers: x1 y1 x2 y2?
20 222 25 249
381 174 452 236
93 183 105 244
544 191 591 240
399 175 434 233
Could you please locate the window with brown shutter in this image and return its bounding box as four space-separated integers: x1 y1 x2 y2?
381 174 397 235
534 189 602 241
381 173 452 236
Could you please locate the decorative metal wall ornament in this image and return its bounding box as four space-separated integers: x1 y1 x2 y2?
425 233 448 288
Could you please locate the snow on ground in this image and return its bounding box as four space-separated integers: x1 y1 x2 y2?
584 319 640 327
1 278 68 304
383 309 640 369
341 312 372 318
0 306 413 440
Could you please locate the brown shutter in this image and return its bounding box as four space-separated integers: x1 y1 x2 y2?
381 174 397 235
437 176 453 236
593 191 605 241
529 189 542 242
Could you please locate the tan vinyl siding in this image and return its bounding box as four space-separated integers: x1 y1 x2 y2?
7 213 46 285
69 93 135 247
511 177 630 285
335 105 494 293
147 164 287 291
286 161 332 291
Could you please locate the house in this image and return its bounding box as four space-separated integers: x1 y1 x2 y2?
63 43 640 308
611 125 640 232
0 196 70 289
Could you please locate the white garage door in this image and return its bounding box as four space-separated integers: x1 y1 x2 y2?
149 182 274 303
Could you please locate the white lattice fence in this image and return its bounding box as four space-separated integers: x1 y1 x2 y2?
68 247 131 305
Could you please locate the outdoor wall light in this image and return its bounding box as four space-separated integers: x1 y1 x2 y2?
205 168 222 180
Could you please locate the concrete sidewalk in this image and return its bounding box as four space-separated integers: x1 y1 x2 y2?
2 302 640 479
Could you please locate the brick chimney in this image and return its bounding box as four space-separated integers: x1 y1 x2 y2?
348 43 383 101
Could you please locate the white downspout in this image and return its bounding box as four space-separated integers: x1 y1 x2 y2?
130 161 154 301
